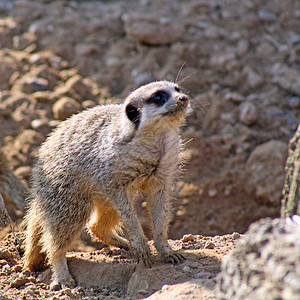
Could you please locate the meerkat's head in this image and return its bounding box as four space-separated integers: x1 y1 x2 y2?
123 81 190 131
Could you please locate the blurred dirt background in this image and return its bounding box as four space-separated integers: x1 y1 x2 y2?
0 0 299 299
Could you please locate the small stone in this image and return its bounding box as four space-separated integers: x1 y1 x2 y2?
22 77 49 93
288 35 300 45
2 264 10 272
245 67 264 89
10 275 30 288
31 119 47 129
258 10 277 22
182 264 191 273
32 91 51 102
232 232 240 240
272 63 300 96
52 97 81 120
237 40 249 56
14 166 31 179
287 97 300 109
182 234 194 243
239 102 258 125
123 13 184 45
225 92 245 103
12 33 36 50
205 241 215 249
208 189 217 198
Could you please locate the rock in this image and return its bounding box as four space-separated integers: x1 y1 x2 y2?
65 75 92 100
244 67 264 89
239 102 258 125
287 97 300 109
147 279 215 299
52 97 81 120
217 217 300 299
258 10 278 22
272 63 300 96
12 32 36 50
205 241 215 249
123 13 184 45
182 234 194 243
0 52 21 90
14 166 31 179
210 52 236 70
19 77 49 94
75 43 102 57
224 92 245 103
10 274 30 288
246 140 288 203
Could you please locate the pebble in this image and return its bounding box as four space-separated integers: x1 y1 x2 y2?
225 92 245 103
245 67 264 89
14 166 31 179
258 10 277 22
205 241 215 249
123 13 184 45
31 119 47 129
208 189 217 198
52 97 81 120
287 97 300 109
232 232 240 239
182 234 194 243
10 275 30 288
182 264 191 273
239 102 257 125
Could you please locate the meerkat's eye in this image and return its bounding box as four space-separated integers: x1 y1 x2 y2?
148 91 169 106
174 86 181 93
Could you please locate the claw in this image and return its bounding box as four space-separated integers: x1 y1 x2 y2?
134 247 153 268
163 252 185 265
50 276 76 290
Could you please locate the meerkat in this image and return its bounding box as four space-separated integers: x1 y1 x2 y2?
24 81 190 289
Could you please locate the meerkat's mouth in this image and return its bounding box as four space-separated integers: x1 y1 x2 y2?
162 98 188 116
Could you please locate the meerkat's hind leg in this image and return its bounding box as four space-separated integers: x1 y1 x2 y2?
23 204 46 271
88 203 130 250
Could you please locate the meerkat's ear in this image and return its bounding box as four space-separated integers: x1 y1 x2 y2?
126 104 140 126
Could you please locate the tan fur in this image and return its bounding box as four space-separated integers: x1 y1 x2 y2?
24 81 190 289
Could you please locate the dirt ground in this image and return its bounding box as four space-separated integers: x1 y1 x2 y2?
0 229 238 299
0 0 299 298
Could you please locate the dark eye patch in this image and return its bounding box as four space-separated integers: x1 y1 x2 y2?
147 90 169 106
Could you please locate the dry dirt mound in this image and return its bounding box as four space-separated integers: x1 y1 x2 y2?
0 231 237 299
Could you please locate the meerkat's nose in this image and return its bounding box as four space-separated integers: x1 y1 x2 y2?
179 95 188 103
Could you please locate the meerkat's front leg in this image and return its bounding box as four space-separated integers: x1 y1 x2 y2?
147 188 185 264
113 192 152 267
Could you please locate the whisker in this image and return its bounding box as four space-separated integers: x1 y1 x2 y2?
178 70 198 86
175 61 186 84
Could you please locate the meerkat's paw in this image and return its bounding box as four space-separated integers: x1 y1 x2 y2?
133 247 153 268
162 252 186 265
50 276 77 291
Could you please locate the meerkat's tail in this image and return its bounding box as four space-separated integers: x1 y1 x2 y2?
23 202 46 271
